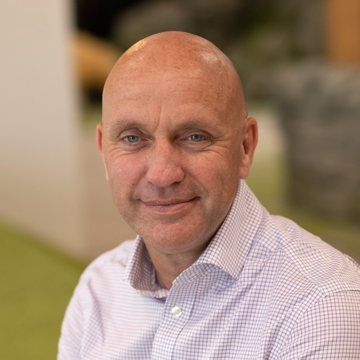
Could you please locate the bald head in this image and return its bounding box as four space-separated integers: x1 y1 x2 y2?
103 31 247 124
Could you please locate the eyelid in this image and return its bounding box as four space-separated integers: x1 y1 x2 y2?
187 134 205 141
123 135 140 142
119 128 146 140
182 128 208 136
183 130 211 141
118 129 150 150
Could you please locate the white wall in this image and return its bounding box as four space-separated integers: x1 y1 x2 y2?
0 0 84 257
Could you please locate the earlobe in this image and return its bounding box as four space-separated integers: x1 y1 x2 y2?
96 123 109 181
238 117 258 179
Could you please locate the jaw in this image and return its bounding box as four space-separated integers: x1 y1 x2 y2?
142 221 212 257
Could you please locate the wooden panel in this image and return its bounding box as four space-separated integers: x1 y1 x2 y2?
326 0 360 65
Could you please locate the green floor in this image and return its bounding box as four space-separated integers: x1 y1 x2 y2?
1 150 360 359
0 225 85 360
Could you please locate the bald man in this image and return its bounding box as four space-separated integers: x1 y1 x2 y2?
58 32 360 359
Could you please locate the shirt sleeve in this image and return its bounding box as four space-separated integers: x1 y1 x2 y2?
278 291 360 359
57 284 84 360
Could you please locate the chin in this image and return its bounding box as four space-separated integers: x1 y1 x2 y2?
143 225 207 254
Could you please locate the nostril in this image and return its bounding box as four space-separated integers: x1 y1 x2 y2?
146 166 185 188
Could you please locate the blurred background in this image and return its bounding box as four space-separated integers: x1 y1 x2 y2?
1 0 360 358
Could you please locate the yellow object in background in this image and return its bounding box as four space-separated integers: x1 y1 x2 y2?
326 0 360 65
73 31 121 92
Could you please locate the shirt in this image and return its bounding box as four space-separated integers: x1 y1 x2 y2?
58 180 360 359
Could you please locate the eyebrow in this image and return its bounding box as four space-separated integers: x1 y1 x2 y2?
174 118 222 132
105 116 225 138
106 119 147 136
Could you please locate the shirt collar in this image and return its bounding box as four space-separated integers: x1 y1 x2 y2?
125 180 263 294
125 235 169 298
195 180 263 279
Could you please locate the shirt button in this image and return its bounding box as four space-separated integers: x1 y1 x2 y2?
171 305 183 318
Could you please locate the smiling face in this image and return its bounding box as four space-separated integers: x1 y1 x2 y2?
97 32 257 258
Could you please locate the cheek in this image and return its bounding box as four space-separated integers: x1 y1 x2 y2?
190 153 241 208
106 155 146 200
189 152 239 185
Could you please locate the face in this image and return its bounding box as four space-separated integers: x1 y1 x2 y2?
97 65 256 257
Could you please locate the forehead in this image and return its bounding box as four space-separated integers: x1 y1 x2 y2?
110 75 221 103
105 62 231 107
103 69 231 127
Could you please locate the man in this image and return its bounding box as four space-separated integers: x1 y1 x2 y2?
58 32 360 359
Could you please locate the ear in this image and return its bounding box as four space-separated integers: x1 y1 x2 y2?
96 122 109 181
239 117 258 179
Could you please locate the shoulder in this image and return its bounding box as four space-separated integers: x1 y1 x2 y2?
268 215 360 294
250 213 360 322
277 290 360 359
61 239 138 319
78 239 136 289
252 215 360 357
58 240 137 358
84 239 135 272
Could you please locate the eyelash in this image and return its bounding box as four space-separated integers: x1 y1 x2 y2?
187 134 204 142
124 135 140 143
119 132 210 150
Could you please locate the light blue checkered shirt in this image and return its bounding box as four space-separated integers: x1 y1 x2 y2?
58 181 360 359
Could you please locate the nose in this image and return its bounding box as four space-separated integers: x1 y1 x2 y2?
145 141 185 188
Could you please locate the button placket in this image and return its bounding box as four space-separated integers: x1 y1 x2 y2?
151 280 199 360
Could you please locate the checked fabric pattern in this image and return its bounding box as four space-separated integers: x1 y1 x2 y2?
58 180 360 359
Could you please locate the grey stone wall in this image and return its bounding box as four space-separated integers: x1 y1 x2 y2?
263 62 360 220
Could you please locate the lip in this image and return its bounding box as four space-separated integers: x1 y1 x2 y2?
141 197 198 214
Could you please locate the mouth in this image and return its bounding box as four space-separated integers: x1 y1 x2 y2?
141 197 198 214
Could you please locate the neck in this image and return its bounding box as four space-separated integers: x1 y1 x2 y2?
145 245 206 290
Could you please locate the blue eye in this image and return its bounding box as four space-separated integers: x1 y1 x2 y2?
189 134 202 142
126 136 139 143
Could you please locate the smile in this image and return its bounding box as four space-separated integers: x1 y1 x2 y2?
141 198 198 214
